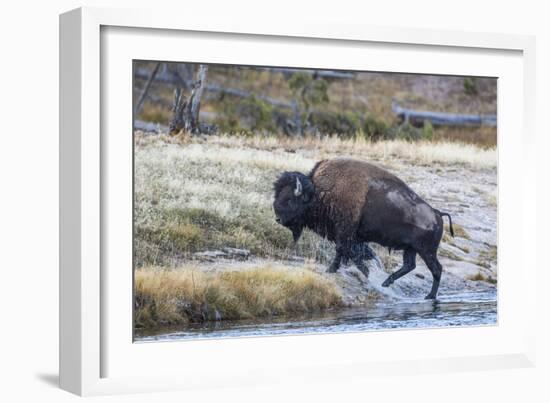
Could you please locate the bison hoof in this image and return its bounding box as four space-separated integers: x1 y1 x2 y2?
326 265 339 273
359 268 370 279
381 277 393 287
424 294 437 300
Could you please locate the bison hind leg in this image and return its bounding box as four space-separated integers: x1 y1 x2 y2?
420 252 442 299
382 248 416 287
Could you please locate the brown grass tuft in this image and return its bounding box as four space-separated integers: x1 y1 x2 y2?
475 245 498 269
134 265 343 328
443 222 470 241
466 271 497 284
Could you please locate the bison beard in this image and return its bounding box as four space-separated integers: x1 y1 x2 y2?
273 158 454 299
290 224 304 243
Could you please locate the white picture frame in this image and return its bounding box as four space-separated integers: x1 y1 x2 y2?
59 6 537 396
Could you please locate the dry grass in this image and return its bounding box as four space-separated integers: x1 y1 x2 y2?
438 248 464 261
466 271 497 284
208 133 497 168
442 222 470 243
134 133 495 267
135 265 343 328
485 189 498 207
433 126 497 149
476 245 498 269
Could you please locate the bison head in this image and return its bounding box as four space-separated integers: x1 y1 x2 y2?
273 172 315 242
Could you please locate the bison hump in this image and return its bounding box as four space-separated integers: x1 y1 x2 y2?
310 159 375 227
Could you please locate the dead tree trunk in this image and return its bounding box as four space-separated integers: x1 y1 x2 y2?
169 87 187 134
168 64 209 134
291 99 303 136
185 65 208 133
134 62 161 117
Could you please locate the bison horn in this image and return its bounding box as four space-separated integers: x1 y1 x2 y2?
294 177 303 197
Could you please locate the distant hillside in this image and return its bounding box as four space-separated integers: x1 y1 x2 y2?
134 61 497 147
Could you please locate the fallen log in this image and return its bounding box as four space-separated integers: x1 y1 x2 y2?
135 67 293 109
392 101 496 127
134 114 216 134
133 120 168 133
259 67 355 80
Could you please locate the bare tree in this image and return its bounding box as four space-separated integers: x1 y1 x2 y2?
169 87 187 134
134 62 161 117
186 64 208 132
169 64 209 134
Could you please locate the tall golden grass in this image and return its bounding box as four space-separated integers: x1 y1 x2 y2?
208 133 497 168
135 265 343 328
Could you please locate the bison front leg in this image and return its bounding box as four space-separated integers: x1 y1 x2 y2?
327 237 350 273
326 248 343 273
328 238 370 279
351 252 369 278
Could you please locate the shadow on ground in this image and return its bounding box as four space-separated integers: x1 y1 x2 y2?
35 373 58 388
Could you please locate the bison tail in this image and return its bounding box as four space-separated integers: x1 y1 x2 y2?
437 210 455 237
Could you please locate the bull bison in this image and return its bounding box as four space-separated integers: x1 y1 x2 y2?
273 158 454 299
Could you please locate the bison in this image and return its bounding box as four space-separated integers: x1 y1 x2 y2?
273 158 454 299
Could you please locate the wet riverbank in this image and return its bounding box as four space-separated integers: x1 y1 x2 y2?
135 289 496 342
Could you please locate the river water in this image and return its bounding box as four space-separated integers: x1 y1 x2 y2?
134 290 496 342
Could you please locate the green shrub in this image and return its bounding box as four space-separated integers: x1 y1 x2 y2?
310 111 361 136
288 73 329 106
214 97 240 132
236 94 274 132
362 114 391 141
421 120 434 141
214 94 274 133
388 122 424 141
385 121 434 142
288 72 311 93
463 77 478 96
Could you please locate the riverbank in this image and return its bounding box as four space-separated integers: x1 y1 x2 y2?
134 254 496 329
135 289 497 341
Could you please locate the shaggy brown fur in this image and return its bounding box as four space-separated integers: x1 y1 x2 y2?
308 158 400 240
